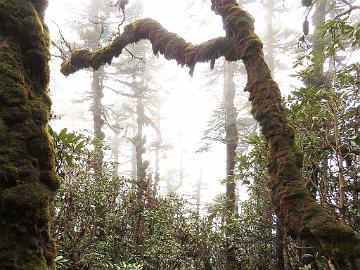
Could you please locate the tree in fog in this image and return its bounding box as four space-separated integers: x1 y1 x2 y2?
60 0 360 267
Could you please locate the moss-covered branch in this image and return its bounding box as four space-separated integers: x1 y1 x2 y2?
61 0 360 267
61 18 230 76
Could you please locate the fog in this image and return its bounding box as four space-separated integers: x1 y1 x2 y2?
47 0 307 205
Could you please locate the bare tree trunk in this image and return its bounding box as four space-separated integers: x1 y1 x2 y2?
153 104 161 194
224 60 239 270
0 1 58 269
112 115 121 174
135 84 147 195
311 0 326 84
131 125 137 180
91 68 105 172
196 156 203 213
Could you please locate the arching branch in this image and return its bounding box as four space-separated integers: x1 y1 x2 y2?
60 18 231 76
60 0 360 267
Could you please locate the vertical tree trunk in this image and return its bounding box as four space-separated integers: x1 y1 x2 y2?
91 68 105 172
224 60 239 270
196 156 203 213
131 125 137 180
133 82 148 249
112 115 120 174
135 84 147 195
311 0 326 84
0 1 59 269
264 0 275 75
153 104 161 194
89 0 106 173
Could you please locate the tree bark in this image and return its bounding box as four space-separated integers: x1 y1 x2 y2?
224 60 239 270
0 0 58 269
60 0 360 266
91 68 105 172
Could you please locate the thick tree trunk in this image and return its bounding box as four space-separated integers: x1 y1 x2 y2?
0 0 58 269
60 0 360 266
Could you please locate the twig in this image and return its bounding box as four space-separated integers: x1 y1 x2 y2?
335 0 360 18
125 47 146 63
50 21 75 60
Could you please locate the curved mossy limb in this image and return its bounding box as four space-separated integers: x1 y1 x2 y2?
60 0 360 266
60 18 230 76
0 0 58 269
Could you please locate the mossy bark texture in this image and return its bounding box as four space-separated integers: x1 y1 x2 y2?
61 0 360 267
0 0 58 269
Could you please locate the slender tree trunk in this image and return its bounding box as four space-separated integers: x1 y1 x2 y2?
135 84 147 195
264 0 275 75
91 68 105 172
196 156 203 213
131 125 137 180
112 115 120 174
153 105 161 194
224 60 239 270
333 104 346 224
88 0 106 174
0 1 59 269
133 82 148 250
311 0 326 84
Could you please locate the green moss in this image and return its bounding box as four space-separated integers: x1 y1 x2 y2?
1 182 51 210
40 170 61 191
0 0 56 269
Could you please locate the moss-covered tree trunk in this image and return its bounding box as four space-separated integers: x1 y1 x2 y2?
0 0 59 269
60 0 360 267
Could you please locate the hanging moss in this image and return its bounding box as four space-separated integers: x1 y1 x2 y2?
0 0 57 269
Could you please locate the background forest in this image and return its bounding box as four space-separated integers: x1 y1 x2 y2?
45 0 359 269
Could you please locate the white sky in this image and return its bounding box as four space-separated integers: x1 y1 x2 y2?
45 0 318 205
